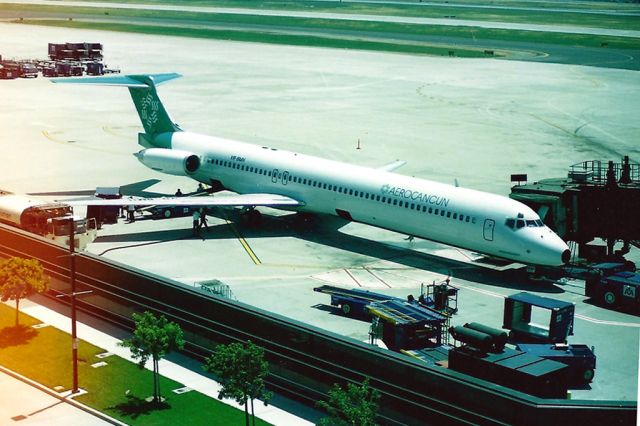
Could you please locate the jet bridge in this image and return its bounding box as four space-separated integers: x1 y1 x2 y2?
510 155 640 262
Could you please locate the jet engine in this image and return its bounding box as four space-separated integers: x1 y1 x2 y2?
135 148 200 176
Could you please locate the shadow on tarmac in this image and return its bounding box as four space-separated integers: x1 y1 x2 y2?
95 208 564 294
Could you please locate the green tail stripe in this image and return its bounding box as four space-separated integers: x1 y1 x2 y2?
127 75 181 136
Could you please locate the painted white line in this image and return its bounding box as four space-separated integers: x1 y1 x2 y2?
575 314 640 328
456 282 640 328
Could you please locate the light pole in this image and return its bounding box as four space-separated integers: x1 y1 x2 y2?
57 215 90 394
68 216 78 394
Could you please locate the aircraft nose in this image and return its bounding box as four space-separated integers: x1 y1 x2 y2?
524 229 570 266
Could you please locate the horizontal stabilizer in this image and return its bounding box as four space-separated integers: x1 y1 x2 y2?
52 73 182 135
51 73 182 88
62 193 303 208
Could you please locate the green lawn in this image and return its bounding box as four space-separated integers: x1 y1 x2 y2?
43 0 640 31
16 19 496 58
3 3 638 54
0 303 271 425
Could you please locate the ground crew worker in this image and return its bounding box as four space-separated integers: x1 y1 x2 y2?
199 208 209 232
127 204 135 223
192 209 200 236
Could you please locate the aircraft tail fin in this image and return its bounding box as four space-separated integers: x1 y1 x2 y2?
52 73 182 136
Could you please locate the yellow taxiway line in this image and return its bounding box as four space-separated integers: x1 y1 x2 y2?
222 213 262 265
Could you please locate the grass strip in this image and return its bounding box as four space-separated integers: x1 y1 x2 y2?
64 0 640 30
3 3 638 51
0 303 270 426
13 19 497 58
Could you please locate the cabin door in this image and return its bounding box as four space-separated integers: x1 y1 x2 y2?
483 219 495 241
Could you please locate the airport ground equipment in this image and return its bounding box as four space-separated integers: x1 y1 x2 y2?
585 267 640 312
87 187 122 226
48 42 103 61
461 323 508 352
448 345 569 399
196 279 236 301
1 224 635 425
419 279 458 315
0 60 19 79
510 156 640 262
401 345 451 366
313 285 394 317
0 191 96 249
502 292 575 344
2 42 115 78
85 62 104 76
448 324 571 398
516 343 596 385
366 300 448 351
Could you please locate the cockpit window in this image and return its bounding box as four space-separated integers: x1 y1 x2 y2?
507 217 545 230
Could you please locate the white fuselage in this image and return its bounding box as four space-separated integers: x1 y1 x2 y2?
153 131 570 266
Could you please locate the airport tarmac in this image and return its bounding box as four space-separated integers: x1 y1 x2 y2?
1 21 639 405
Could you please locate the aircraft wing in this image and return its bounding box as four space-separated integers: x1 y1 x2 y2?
62 193 303 207
377 160 406 172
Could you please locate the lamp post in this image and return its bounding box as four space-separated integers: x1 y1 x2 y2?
68 216 78 394
57 215 90 394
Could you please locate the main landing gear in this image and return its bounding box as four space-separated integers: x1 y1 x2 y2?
240 207 262 227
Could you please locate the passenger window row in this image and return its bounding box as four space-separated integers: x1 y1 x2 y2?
208 158 477 224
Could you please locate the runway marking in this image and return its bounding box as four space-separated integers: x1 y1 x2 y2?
255 262 331 269
41 129 124 155
547 103 629 147
42 129 70 143
574 314 640 328
221 214 261 265
102 125 136 139
364 267 392 288
455 282 640 328
454 282 505 299
529 113 575 137
344 268 362 287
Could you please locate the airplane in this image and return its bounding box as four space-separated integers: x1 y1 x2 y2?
52 73 570 267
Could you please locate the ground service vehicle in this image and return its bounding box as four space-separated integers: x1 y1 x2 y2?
585 266 640 312
0 192 97 249
0 61 19 79
19 62 38 78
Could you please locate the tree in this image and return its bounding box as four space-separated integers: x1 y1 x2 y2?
316 378 380 426
119 311 184 404
0 257 48 327
203 340 272 426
